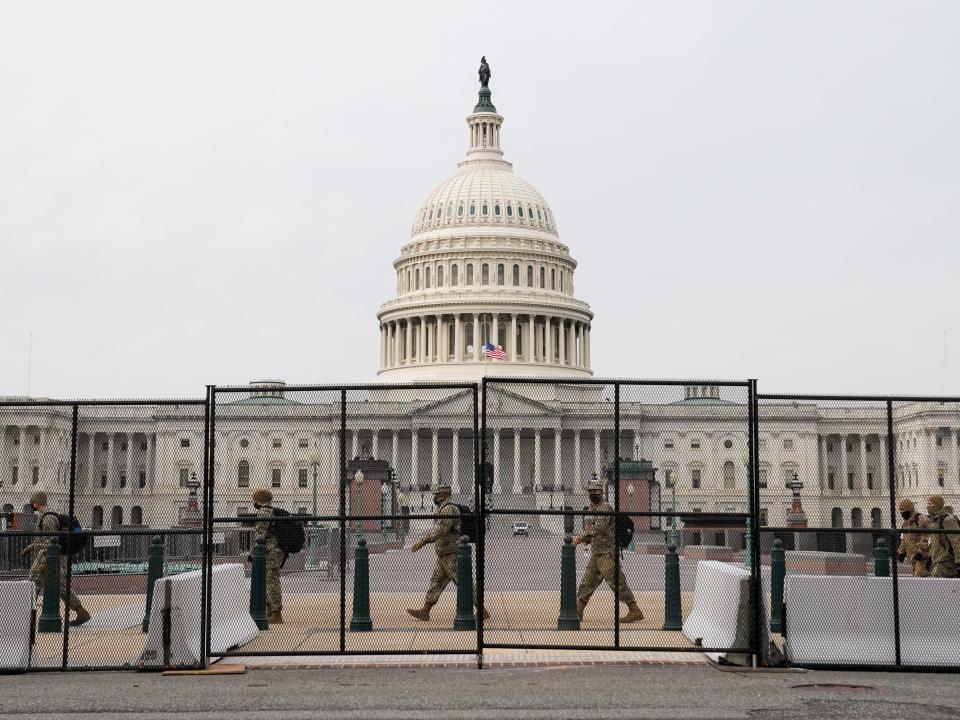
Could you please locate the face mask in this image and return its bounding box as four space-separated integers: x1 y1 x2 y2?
253 503 262 510
588 494 602 503
901 511 911 520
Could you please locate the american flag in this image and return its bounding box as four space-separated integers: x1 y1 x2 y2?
483 342 507 360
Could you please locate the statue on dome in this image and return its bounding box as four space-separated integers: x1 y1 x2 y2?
478 56 491 88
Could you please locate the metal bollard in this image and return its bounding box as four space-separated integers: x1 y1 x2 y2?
249 537 269 630
142 535 165 633
349 536 373 631
874 537 890 577
769 539 785 633
38 538 63 633
454 535 476 631
662 544 683 631
557 534 581 630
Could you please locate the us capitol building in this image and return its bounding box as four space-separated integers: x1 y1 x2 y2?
2 66 958 543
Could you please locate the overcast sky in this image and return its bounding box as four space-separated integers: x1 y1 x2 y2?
2 2 958 399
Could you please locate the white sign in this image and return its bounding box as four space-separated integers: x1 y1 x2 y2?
93 535 121 548
212 532 225 546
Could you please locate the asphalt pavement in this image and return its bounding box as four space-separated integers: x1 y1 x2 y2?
2 664 958 720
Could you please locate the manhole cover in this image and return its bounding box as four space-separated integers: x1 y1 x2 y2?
792 683 873 691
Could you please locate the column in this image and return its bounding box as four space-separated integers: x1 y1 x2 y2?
145 434 154 491
385 323 392 367
371 431 379 461
492 313 499 348
584 325 591 368
533 429 542 490
405 319 412 365
454 314 462 362
818 436 826 490
431 429 439 486
125 434 133 493
17 428 27 483
568 321 576 365
859 435 868 493
472 313 480 361
880 435 889 491
351 431 359 459
393 322 401 367
451 430 460 493
106 433 114 489
512 429 522 494
391 431 398 474
573 431 582 493
493 430 502 493
436 314 445 363
840 434 849 492
553 429 562 490
545 317 553 363
527 315 535 362
410 430 419 488
558 320 566 365
593 431 601 476
574 322 582 367
86 433 95 488
415 317 423 363
510 314 518 361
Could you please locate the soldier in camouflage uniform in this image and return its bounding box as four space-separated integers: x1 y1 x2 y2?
896 498 930 577
252 489 286 623
920 495 960 578
21 491 90 626
573 478 644 623
406 484 489 621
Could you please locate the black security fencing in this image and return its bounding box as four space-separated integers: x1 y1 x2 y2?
756 394 960 671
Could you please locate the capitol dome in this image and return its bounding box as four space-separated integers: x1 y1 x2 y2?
376 68 594 382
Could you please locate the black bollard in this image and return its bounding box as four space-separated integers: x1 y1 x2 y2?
142 535 165 633
38 538 63 633
249 537 268 630
454 536 476 631
662 544 682 631
349 536 372 631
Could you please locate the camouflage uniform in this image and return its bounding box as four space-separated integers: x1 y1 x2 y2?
924 510 960 578
26 512 83 612
577 499 637 608
423 502 477 605
898 512 930 577
254 506 287 617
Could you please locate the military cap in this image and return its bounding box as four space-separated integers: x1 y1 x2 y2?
433 483 452 496
30 491 48 507
252 488 273 505
927 495 945 512
898 498 915 513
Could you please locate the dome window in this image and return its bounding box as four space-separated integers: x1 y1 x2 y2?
457 205 463 217
428 209 433 220
451 264 459 286
537 209 542 221
551 268 556 290
518 206 524 218
512 264 520 285
446 206 452 217
481 264 489 284
466 264 474 285
494 204 501 216
527 265 533 286
437 265 444 287
415 269 420 290
497 264 505 285
482 204 488 216
506 205 513 217
470 204 476 216
539 267 545 288
425 266 431 288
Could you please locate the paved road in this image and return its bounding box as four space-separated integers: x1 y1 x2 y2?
1 664 957 720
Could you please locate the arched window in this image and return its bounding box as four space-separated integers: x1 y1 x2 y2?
238 460 250 488
92 506 103 529
466 264 474 285
537 208 542 220
506 205 513 217
446 205 452 217
497 264 505 285
494 204 501 216
457 204 463 217
464 322 473 352
551 268 556 290
131 506 143 525
451 264 459 286
470 203 476 216
539 267 545 288
831 508 844 528
528 206 534 221
559 271 564 293
407 270 411 292
482 264 489 284
723 461 735 489
482 204 488 216
527 265 533 286
425 266 431 288
428 209 433 220
518 206 524 218
870 508 883 528
850 508 863 528
437 265 444 287
415 268 420 290
111 506 123 527
512 264 520 285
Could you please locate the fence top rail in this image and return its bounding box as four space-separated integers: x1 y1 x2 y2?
483 376 752 387
759 393 960 403
212 382 478 394
0 527 207 538
0 398 206 407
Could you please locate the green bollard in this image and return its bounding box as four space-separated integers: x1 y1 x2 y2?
769 539 785 633
142 535 165 633
557 534 581 630
249 537 269 631
349 536 373 631
874 537 890 577
38 538 63 633
663 544 683 631
453 535 476 631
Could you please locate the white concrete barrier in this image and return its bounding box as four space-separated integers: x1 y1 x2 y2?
785 575 960 667
0 581 35 669
683 560 765 665
139 563 258 668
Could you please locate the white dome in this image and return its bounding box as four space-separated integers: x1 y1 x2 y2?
411 166 558 238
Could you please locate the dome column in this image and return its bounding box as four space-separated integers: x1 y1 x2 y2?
417 316 425 364
510 314 518 361
558 319 566 365
454 314 462 362
405 319 413 365
585 325 591 369
436 314 445 363
472 314 480 361
528 315 535 362
491 313 499 348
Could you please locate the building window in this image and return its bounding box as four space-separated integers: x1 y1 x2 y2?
131 506 143 525
103 442 108 450
691 469 701 489
938 468 945 487
272 438 282 449
937 436 943 447
664 440 674 449
139 471 147 488
827 472 835 490
181 438 190 448
120 441 127 451
457 204 463 217
827 442 833 452
425 266 431 288
142 442 147 451
497 264 504 285
527 265 533 286
179 468 189 487
452 265 459 286
846 443 852 452
723 461 735 489
759 509 769 526
272 468 282 487
240 438 249 448
759 467 768 488
437 266 444 287
512 264 520 285
494 204 501 216
469 203 475 216
100 472 107 488
482 264 489 284
518 206 524 218
539 267 545 288
466 264 473 285
415 268 420 289
506 205 513 217
119 473 126 489
866 442 872 452
847 472 854 489
723 439 733 449
92 506 103 529
482 204 488 216
783 439 794 450
550 268 556 290
31 466 39 485
867 472 874 490
299 468 308 488
238 461 249 488
299 439 308 449
691 440 701 449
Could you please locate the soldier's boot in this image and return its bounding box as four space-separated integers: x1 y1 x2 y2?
476 606 491 620
576 599 587 621
70 606 91 627
621 603 644 624
269 610 284 624
406 602 435 621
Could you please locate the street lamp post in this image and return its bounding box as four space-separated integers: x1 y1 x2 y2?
307 446 322 570
666 470 678 548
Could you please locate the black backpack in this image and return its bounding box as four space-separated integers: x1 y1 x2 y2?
452 504 479 544
270 508 306 554
40 512 88 555
615 515 635 550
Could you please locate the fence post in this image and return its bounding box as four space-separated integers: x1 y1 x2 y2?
874 537 890 577
142 535 165 633
663 544 683 631
557 534 580 630
38 538 63 633
349 536 372 631
249 537 269 630
454 535 476 631
769 539 785 633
